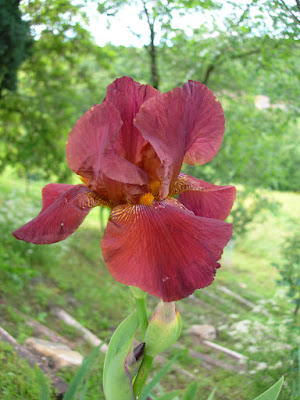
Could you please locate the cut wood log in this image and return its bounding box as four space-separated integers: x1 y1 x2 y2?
0 326 68 396
173 343 246 373
25 337 83 369
53 308 108 353
26 317 75 348
219 286 256 308
218 286 271 316
188 348 245 373
203 340 248 363
189 324 217 341
2 305 76 349
202 289 228 302
187 295 223 315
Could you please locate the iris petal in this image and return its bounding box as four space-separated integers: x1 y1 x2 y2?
41 183 75 211
171 174 236 221
66 101 148 203
13 185 108 244
102 198 232 302
134 81 225 198
182 81 225 166
105 76 160 165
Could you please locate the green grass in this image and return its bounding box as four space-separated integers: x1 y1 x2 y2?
0 341 47 400
0 170 299 400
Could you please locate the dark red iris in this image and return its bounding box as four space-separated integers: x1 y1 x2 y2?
13 77 236 302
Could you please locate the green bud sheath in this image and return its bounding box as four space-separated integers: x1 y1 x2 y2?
144 301 182 358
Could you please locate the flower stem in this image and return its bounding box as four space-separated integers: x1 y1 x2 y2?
135 297 148 340
133 354 154 399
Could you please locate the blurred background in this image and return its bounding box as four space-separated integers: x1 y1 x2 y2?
0 1 299 399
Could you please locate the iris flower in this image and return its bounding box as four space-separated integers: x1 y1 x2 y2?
13 77 236 302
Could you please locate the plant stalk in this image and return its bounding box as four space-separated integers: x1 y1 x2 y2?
133 354 153 399
135 297 148 340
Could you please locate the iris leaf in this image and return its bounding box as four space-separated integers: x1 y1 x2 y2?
35 367 50 400
182 381 198 400
103 310 139 400
207 387 217 400
157 390 181 399
63 345 100 400
253 376 284 400
140 356 177 400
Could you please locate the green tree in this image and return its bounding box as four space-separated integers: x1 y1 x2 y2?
274 231 300 315
0 0 115 179
98 0 219 88
0 0 32 96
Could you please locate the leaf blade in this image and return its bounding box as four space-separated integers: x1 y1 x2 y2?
63 345 101 400
182 381 198 400
253 376 284 400
103 310 139 400
140 357 177 400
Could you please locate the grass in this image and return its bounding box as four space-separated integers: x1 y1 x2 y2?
0 169 299 400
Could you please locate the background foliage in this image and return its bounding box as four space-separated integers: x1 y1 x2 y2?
0 0 299 399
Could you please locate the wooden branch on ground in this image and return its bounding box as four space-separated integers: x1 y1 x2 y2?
173 343 246 373
0 326 68 396
188 294 223 315
25 316 75 349
218 286 271 317
188 348 245 373
4 305 75 348
156 354 199 380
53 308 108 353
202 340 247 363
201 289 240 312
219 285 256 308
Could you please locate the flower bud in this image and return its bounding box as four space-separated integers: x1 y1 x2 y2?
144 301 181 357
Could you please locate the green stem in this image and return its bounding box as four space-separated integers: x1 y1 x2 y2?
135 297 148 340
133 354 153 399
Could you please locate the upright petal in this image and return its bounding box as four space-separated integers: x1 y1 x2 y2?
182 81 225 165
105 76 160 165
134 81 225 198
102 198 232 302
13 185 108 244
66 102 121 180
66 101 148 204
134 88 185 198
171 174 236 221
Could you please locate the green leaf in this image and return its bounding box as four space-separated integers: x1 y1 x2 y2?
182 381 198 400
253 376 284 400
207 387 217 400
78 378 89 400
140 357 177 400
63 345 101 400
298 347 300 394
157 390 181 399
35 367 50 400
103 310 139 400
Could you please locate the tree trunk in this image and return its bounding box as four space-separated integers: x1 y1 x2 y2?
142 0 159 89
148 25 159 89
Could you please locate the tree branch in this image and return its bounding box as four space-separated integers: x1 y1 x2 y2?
278 0 300 25
141 0 159 88
202 41 273 86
